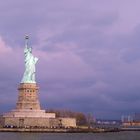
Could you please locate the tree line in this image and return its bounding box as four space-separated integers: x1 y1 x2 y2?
46 109 95 126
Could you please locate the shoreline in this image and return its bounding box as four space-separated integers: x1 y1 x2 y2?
0 127 140 133
0 127 120 133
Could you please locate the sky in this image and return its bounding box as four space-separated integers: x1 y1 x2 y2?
0 0 140 119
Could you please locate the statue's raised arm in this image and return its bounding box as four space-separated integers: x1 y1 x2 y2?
21 36 38 83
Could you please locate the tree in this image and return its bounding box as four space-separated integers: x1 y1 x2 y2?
45 109 89 125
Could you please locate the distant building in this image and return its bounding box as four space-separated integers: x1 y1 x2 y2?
121 115 133 123
122 113 140 127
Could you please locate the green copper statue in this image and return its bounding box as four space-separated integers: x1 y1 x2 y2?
21 36 38 83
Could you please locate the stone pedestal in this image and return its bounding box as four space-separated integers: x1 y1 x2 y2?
1 83 76 128
3 83 56 119
16 83 40 110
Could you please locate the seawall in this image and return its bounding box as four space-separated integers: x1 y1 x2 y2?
0 128 120 133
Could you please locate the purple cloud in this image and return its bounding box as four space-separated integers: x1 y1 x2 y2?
0 0 140 119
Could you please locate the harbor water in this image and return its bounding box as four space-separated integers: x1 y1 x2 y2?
0 131 140 140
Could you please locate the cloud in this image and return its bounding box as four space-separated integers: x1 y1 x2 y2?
1 0 140 119
0 38 11 53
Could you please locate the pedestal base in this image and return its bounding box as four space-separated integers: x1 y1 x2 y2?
3 109 56 118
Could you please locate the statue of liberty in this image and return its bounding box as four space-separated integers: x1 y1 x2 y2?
21 36 38 83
